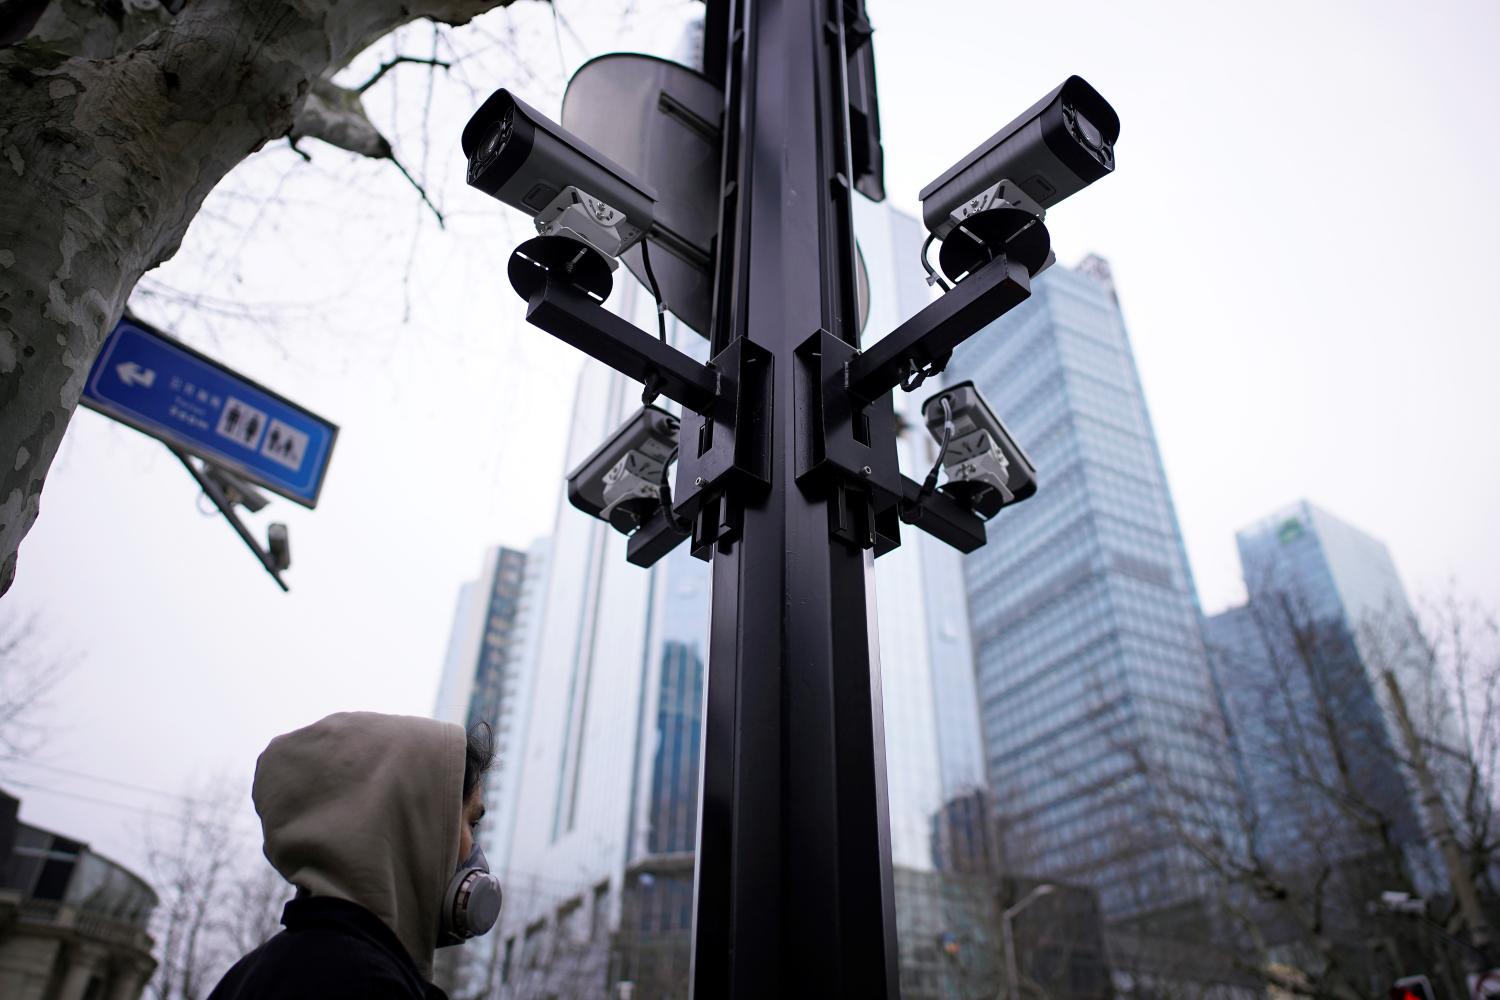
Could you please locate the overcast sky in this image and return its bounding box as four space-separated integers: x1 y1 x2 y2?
3 0 1497 874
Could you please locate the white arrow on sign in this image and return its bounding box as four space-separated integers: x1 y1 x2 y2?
116 362 156 388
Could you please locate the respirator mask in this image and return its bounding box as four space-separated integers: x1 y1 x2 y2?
438 843 504 947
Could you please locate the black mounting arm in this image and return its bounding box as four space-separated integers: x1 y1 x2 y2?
171 447 289 591
524 275 719 413
895 473 986 553
846 253 1032 405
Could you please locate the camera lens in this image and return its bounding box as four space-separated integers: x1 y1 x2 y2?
468 106 514 182
1064 104 1113 168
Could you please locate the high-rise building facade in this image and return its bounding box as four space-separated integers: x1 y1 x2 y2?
952 257 1239 955
432 539 550 983
1205 501 1454 885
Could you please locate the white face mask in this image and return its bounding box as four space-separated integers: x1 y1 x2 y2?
438 843 503 947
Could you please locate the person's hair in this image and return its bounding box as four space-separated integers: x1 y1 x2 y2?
462 722 495 803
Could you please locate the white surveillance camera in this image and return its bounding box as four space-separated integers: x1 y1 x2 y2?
462 90 659 263
920 76 1118 239
567 406 680 534
921 381 1036 519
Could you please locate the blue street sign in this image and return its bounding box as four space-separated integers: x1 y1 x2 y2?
81 316 338 508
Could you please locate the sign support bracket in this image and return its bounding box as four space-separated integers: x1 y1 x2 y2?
169 446 289 592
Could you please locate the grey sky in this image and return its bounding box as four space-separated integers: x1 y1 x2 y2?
3 0 1497 873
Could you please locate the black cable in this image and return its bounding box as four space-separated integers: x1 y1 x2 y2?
641 371 664 406
659 444 690 532
661 445 678 490
921 232 952 293
916 396 953 503
640 239 668 343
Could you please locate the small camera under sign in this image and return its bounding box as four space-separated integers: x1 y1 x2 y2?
567 407 680 535
267 523 291 573
921 382 1036 520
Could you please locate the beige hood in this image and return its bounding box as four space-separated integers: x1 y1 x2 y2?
253 711 464 979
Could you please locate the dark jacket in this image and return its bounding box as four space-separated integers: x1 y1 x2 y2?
208 896 448 1000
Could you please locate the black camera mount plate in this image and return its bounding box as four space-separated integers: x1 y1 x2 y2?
937 206 1050 285
508 234 615 303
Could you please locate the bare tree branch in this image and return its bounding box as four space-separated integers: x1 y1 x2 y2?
0 612 71 759
357 54 452 93
0 0 525 593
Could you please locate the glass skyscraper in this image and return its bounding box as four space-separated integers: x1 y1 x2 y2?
432 541 551 997
952 256 1240 966
1205 501 1455 887
435 542 549 873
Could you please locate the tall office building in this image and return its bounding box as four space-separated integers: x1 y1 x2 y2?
477 198 1096 998
487 281 711 999
432 539 550 987
952 256 1240 969
1205 501 1454 887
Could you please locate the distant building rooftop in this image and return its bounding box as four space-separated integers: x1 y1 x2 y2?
0 788 159 1000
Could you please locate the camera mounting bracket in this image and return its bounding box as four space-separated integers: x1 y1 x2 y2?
510 237 719 415
509 234 616 302
170 446 290 591
672 336 772 560
533 185 646 266
625 506 693 568
895 473 987 553
846 251 1034 406
795 330 902 553
937 205 1051 285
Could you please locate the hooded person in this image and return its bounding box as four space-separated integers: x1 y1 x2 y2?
209 712 504 999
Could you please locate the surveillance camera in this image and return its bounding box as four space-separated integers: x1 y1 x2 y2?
921 381 1036 519
920 76 1118 239
462 89 658 261
567 406 680 535
267 523 291 572
204 464 269 513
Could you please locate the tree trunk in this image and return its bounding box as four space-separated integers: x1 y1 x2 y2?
0 0 513 593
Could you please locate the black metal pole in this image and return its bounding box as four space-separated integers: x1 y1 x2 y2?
689 1 898 995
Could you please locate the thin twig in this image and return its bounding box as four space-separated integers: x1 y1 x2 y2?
388 155 445 228
357 55 451 94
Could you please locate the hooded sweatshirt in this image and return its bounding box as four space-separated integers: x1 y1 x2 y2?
250 711 465 980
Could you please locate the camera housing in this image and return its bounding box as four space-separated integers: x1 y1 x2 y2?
267 523 291 572
921 381 1036 519
462 89 658 260
567 406 680 535
920 76 1118 239
203 464 269 513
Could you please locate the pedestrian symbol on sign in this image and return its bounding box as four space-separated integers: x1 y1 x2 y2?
260 419 308 472
217 397 267 449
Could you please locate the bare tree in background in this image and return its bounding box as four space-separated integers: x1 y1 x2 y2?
0 611 70 758
1126 585 1500 998
145 781 250 1000
1403 594 1500 911
0 0 531 594
220 861 292 961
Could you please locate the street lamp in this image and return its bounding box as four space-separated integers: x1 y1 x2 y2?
1002 883 1055 1000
